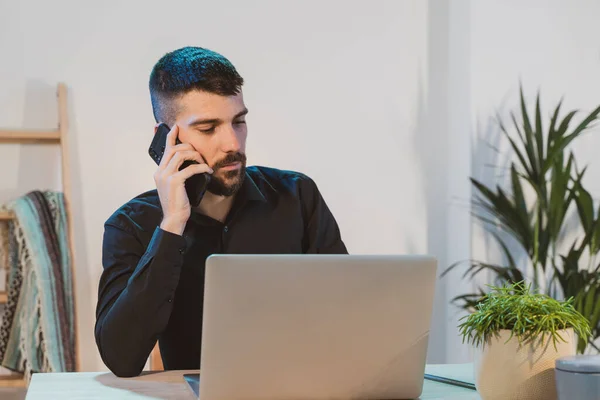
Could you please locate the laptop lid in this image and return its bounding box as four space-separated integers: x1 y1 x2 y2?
199 254 437 400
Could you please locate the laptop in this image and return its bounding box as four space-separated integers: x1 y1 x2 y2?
186 254 437 400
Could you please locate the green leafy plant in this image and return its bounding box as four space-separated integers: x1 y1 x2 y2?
443 84 600 353
459 281 592 350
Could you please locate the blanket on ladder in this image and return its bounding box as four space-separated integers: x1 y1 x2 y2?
0 190 75 380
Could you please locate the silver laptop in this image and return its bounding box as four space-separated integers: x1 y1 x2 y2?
190 254 437 400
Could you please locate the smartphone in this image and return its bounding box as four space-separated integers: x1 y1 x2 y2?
148 123 211 207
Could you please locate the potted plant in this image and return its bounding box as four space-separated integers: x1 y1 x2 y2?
459 281 591 400
443 85 600 354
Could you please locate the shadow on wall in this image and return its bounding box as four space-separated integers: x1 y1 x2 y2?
469 91 519 290
0 80 60 204
469 86 554 289
19 80 61 192
0 81 93 371
469 86 586 295
64 84 94 372
412 3 446 365
412 0 456 365
412 66 445 365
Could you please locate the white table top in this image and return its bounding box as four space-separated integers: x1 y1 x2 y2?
25 364 480 399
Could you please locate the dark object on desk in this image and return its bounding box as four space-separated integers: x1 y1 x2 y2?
184 373 200 397
555 355 600 400
423 373 477 391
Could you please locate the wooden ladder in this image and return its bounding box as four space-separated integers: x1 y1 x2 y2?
0 83 79 387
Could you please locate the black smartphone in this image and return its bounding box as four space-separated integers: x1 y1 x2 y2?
148 123 211 207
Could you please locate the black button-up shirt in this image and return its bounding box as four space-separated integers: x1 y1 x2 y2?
95 166 347 377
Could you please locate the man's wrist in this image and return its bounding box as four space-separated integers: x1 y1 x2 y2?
160 218 186 236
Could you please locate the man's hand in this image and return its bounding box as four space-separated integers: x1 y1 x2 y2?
154 124 213 235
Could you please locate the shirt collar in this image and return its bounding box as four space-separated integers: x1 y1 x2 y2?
188 169 268 226
240 170 267 203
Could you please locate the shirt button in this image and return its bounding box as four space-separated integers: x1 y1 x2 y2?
224 226 229 233
178 247 185 255
168 298 173 303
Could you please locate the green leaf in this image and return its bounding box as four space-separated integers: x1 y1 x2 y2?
573 177 594 234
535 91 544 175
499 114 533 177
548 154 575 240
519 86 538 179
584 284 596 322
458 281 592 349
511 165 529 229
470 178 532 250
544 105 600 174
592 202 600 254
547 97 564 155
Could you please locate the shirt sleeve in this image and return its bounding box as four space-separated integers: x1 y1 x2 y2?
299 176 348 254
94 221 187 377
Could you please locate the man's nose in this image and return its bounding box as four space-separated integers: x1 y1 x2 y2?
221 125 241 152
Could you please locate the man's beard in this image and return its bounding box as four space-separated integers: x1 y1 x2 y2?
207 152 247 197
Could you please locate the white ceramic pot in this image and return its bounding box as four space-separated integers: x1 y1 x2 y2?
473 328 576 400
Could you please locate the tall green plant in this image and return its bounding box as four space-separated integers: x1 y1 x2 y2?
443 85 600 353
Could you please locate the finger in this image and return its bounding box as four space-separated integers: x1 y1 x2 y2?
174 163 214 181
165 150 206 174
165 143 195 156
159 142 194 170
166 124 178 148
159 124 180 168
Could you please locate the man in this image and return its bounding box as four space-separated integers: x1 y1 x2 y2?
94 46 347 377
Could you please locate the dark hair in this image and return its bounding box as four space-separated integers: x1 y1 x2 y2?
149 46 244 124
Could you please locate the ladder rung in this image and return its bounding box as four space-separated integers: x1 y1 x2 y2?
0 374 26 387
0 129 61 143
0 211 14 221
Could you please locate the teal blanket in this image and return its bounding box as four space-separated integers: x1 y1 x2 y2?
0 190 75 379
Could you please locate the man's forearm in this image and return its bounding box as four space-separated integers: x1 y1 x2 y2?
95 271 178 376
95 226 186 377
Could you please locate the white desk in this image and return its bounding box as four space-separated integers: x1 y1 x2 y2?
25 364 480 399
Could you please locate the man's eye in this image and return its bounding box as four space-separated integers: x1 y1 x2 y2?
234 120 246 125
200 127 215 134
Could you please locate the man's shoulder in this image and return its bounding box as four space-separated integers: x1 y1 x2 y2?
247 165 317 193
104 189 162 233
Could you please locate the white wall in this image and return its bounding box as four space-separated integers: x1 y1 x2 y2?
470 0 600 279
12 0 597 374
1 0 475 372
